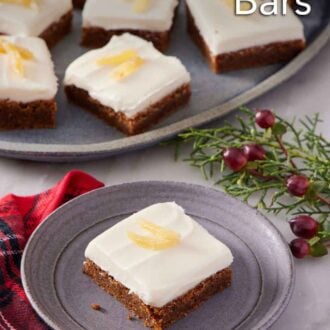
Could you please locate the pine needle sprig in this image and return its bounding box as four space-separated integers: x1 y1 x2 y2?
173 107 330 258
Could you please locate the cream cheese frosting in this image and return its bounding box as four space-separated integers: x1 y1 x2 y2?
82 0 179 32
186 0 305 55
0 36 57 102
85 202 233 308
0 0 72 36
64 33 191 118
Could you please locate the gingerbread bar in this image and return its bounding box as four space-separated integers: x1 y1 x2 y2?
0 0 73 48
186 0 305 73
64 33 191 136
0 36 57 129
81 0 179 51
83 202 233 329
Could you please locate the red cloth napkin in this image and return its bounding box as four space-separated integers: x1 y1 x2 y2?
0 170 104 330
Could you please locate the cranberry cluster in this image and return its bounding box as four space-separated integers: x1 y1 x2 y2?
223 109 320 259
289 216 318 258
286 176 318 259
223 109 272 172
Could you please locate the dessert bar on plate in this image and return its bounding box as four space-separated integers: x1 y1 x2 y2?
0 0 73 48
83 202 233 329
64 33 191 136
0 36 57 130
81 0 179 51
186 0 306 73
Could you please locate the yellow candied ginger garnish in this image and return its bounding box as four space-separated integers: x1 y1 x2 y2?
0 39 34 76
3 43 34 60
97 49 145 81
111 56 144 81
127 220 181 251
9 48 24 76
97 49 139 66
132 0 151 13
223 0 252 11
0 0 38 8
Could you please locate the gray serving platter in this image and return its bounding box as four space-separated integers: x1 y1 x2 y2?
1 2 329 162
22 181 294 330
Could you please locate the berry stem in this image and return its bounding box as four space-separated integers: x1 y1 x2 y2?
275 135 297 169
317 194 330 207
248 169 278 181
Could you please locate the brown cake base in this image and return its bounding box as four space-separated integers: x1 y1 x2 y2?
73 0 85 9
0 99 56 130
39 10 73 48
65 84 191 136
187 7 305 73
81 27 171 52
83 259 232 329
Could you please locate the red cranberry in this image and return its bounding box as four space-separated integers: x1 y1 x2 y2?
243 144 266 161
290 239 310 259
286 175 310 197
223 148 248 172
289 216 318 239
255 110 276 129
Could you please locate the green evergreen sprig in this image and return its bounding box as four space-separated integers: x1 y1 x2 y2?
174 107 330 258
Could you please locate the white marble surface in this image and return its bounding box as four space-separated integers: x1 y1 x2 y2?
0 43 329 329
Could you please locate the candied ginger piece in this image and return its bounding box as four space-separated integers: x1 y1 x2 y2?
111 56 144 81
10 50 24 76
0 0 37 8
4 42 34 60
132 0 151 13
15 46 34 60
97 49 139 66
97 49 145 80
127 220 181 250
0 39 34 76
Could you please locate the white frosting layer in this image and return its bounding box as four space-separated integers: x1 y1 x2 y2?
0 36 57 102
85 202 233 308
0 0 72 36
64 33 190 118
186 0 305 55
83 0 178 31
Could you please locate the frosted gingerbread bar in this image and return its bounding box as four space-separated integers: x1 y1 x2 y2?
81 0 179 51
0 0 73 48
83 202 234 329
64 34 191 136
186 0 305 73
0 36 57 129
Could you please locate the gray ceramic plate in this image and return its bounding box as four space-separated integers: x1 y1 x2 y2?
0 3 329 162
22 181 294 330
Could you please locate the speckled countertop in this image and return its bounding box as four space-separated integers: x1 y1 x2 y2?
0 42 329 330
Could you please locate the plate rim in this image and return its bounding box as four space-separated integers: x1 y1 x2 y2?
0 25 329 162
21 180 295 330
